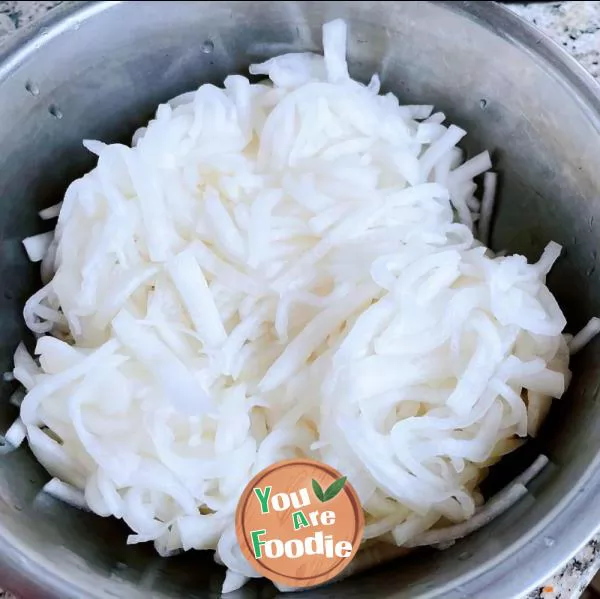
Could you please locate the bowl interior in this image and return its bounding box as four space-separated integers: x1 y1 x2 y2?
1 2 600 598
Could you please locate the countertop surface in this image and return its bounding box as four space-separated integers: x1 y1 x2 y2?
0 1 598 599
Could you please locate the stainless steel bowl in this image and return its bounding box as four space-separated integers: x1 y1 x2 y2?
1 2 600 598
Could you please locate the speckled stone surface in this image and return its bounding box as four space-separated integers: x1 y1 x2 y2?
526 537 600 599
510 1 600 80
0 2 598 599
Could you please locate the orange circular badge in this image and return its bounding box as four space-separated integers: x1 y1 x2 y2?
235 459 364 588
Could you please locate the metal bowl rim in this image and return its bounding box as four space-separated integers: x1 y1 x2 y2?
0 2 599 597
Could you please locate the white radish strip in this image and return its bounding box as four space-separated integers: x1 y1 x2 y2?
23 284 57 334
42 477 89 510
249 53 325 89
404 105 434 120
13 342 40 390
38 203 63 220
82 139 107 156
448 151 492 186
204 187 245 260
424 112 446 125
166 249 227 348
478 171 497 246
406 484 528 547
513 454 549 486
322 19 349 83
569 317 600 355
519 369 565 398
419 125 466 182
4 418 26 447
123 150 178 262
536 241 562 277
22 232 54 262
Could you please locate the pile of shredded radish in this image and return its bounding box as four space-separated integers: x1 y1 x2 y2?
8 18 600 594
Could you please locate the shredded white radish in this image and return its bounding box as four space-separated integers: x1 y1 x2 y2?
11 18 592 593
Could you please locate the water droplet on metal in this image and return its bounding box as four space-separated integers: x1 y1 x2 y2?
48 105 63 120
73 21 81 31
40 26 49 36
543 536 555 547
458 551 471 561
479 99 488 109
201 40 214 54
25 81 39 96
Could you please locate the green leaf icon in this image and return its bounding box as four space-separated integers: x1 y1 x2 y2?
322 476 347 502
312 479 325 502
312 476 347 502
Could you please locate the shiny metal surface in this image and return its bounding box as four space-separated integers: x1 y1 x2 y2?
0 1 599 598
